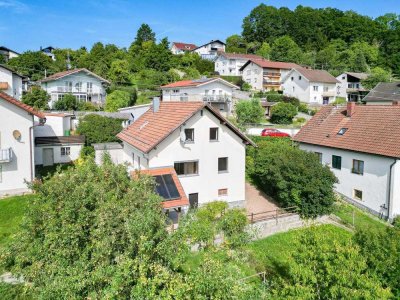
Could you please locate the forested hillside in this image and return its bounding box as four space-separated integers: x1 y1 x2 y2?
228 5 399 76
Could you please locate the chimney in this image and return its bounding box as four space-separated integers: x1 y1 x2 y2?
392 100 400 106
347 101 356 117
153 97 160 113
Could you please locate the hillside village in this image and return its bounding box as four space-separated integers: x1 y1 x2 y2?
0 3 400 299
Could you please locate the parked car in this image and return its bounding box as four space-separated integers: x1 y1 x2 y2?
261 128 291 137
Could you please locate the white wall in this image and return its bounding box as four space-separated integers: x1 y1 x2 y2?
215 56 247 76
34 116 71 137
299 143 396 218
34 144 82 165
241 63 263 90
390 160 400 219
0 67 23 100
336 73 348 99
0 98 34 195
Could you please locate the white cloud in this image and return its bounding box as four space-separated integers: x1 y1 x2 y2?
0 0 29 13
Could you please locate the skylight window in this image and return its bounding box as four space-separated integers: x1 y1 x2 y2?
337 128 348 135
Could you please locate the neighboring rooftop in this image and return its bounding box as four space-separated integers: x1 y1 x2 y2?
172 42 197 51
345 72 369 80
239 59 300 71
0 64 24 78
93 142 123 151
363 82 400 102
117 101 255 153
39 68 110 84
160 77 239 89
293 103 400 158
0 92 45 118
192 39 226 51
35 136 85 145
292 68 340 84
0 46 20 55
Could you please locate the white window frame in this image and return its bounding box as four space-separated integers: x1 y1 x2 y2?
61 147 71 156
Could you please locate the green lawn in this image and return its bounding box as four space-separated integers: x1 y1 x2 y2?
0 194 34 248
333 201 388 232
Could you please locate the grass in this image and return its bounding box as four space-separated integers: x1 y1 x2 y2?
35 163 72 179
332 201 388 232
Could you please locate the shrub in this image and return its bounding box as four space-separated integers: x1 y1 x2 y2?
270 102 297 124
77 101 98 111
105 90 131 112
298 103 309 114
235 98 264 125
54 93 78 110
220 76 243 87
241 82 252 91
76 114 123 145
21 86 50 109
247 138 337 218
332 97 347 105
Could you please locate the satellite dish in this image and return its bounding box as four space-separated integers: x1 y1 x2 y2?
13 130 21 141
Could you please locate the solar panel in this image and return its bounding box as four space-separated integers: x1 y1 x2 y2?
153 174 180 201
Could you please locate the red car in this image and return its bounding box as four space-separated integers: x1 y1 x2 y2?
261 128 291 138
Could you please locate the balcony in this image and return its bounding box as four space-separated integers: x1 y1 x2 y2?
0 82 9 90
263 80 281 86
55 86 94 94
0 148 12 163
202 95 231 103
263 72 281 77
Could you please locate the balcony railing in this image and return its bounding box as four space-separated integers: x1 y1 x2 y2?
55 86 95 94
0 148 12 163
202 95 231 103
263 80 281 86
263 72 281 77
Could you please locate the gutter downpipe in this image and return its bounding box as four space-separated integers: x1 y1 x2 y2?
29 116 46 181
388 159 397 221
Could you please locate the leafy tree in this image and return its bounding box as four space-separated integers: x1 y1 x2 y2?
21 87 50 109
7 51 55 81
105 90 131 112
271 226 392 299
247 138 337 217
235 99 264 125
54 93 78 110
256 42 271 59
108 59 131 84
270 102 297 124
225 34 247 53
354 227 400 297
241 82 252 91
134 23 156 46
362 67 392 90
271 36 303 63
76 114 122 145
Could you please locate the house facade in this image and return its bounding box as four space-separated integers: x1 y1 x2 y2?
282 68 339 104
0 46 19 62
96 101 255 210
240 59 300 91
160 78 239 116
0 65 24 100
215 53 262 76
170 42 197 55
39 68 110 108
192 40 225 61
294 102 400 220
336 72 369 102
0 92 45 196
40 46 56 61
363 82 400 105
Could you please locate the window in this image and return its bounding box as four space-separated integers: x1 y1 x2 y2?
172 89 180 94
298 76 302 80
291 77 294 81
57 94 65 101
353 189 363 200
132 153 134 164
332 155 341 170
61 147 70 156
337 128 348 135
342 76 346 80
292 86 295 92
184 128 194 142
323 86 329 92
174 161 199 176
75 82 82 92
218 157 228 172
313 86 319 91
218 188 228 196
315 152 322 163
210 128 219 141
87 82 93 93
219 104 225 111
64 81 72 92
188 193 199 208
352 159 364 175
138 156 141 168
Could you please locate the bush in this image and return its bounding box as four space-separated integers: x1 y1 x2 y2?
270 102 297 124
54 93 78 110
332 97 347 105
241 82 252 91
298 103 309 114
21 86 50 109
235 98 264 125
221 76 243 87
105 90 132 112
76 114 123 145
247 138 337 218
77 101 98 111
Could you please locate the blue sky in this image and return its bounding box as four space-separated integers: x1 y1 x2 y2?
1 0 399 53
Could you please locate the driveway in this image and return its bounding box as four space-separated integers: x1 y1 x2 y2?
245 182 279 215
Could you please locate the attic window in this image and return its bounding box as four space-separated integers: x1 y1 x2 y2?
337 128 348 135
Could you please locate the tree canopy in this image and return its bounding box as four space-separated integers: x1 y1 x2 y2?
21 86 50 110
76 114 123 145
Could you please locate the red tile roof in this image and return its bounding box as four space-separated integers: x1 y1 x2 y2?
240 59 300 71
39 68 110 83
0 92 45 118
161 77 238 89
293 103 400 158
172 42 197 51
135 167 189 209
117 101 255 153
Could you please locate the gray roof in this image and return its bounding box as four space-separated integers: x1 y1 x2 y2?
93 142 123 150
346 72 369 80
75 111 131 120
363 82 400 102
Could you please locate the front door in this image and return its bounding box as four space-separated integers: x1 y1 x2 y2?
188 193 199 209
323 97 329 105
43 148 54 166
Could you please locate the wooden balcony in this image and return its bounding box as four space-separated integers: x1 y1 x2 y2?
0 82 9 90
263 72 281 77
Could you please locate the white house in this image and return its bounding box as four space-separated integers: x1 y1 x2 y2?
160 77 239 116
336 72 369 102
0 65 24 100
40 46 56 61
0 92 45 196
294 102 400 220
191 40 225 61
34 113 84 166
95 100 255 210
0 46 19 62
39 68 110 108
240 59 300 91
282 68 339 104
215 53 262 76
170 42 197 55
